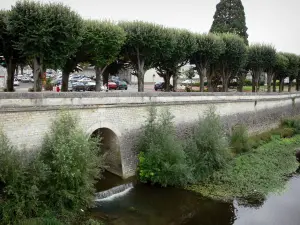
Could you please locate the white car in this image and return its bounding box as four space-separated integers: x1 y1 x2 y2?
182 79 195 84
21 77 30 83
78 77 92 83
13 79 19 86
17 75 23 81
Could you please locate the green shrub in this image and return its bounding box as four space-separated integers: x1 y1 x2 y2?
19 217 64 225
39 112 104 220
282 118 300 134
184 107 231 182
137 108 193 187
0 131 47 224
44 78 54 91
230 125 250 154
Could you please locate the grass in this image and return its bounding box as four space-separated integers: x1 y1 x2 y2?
188 135 300 201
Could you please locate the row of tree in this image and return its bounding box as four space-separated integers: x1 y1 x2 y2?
0 1 299 93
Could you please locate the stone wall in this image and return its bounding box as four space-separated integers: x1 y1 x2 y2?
0 92 300 178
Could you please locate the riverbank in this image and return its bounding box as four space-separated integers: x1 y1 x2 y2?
188 134 300 201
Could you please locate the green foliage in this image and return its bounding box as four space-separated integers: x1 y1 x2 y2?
184 107 231 182
210 0 249 45
282 53 299 82
0 112 104 224
0 130 47 224
189 135 300 200
137 107 193 187
83 20 126 68
247 44 276 72
282 117 300 134
230 125 250 154
19 217 64 225
39 112 104 219
8 1 82 68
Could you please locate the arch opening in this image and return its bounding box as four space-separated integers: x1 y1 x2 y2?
91 128 123 177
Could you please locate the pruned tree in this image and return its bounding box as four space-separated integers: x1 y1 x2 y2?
282 53 299 92
273 53 289 92
247 44 276 92
210 0 249 45
119 21 164 92
154 28 196 92
83 20 126 91
8 1 82 91
0 10 24 92
191 33 225 92
218 33 247 92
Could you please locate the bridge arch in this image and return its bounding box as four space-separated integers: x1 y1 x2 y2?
87 122 123 177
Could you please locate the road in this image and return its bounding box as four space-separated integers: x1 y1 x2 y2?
14 82 156 93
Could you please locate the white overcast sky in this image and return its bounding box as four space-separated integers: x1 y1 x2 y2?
2 0 299 54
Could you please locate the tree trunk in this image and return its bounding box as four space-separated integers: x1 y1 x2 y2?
272 76 277 92
237 72 246 92
288 79 292 92
6 59 16 92
222 74 229 92
163 72 171 92
20 65 24 75
198 68 206 92
207 76 213 92
267 73 273 93
296 78 300 91
15 66 19 76
95 67 102 92
172 73 178 92
33 57 43 92
137 73 144 92
279 78 284 92
61 71 70 92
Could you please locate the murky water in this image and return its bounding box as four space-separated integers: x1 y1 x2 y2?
92 172 300 225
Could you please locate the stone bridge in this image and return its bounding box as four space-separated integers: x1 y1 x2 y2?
1 92 300 178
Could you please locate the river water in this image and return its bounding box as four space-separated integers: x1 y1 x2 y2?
92 171 300 225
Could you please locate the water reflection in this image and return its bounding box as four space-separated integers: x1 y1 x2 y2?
92 172 300 225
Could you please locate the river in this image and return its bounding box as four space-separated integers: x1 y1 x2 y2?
91 171 300 225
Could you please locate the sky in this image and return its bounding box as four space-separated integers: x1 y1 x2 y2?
2 0 300 54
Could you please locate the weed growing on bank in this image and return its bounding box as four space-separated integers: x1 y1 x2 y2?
137 107 194 187
0 112 105 225
230 124 250 154
189 135 300 200
185 107 231 182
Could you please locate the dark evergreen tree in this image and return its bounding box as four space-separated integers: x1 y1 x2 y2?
210 0 249 45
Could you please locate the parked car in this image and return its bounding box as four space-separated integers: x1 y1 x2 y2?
21 76 30 83
154 82 173 91
72 82 85 92
85 81 96 91
182 79 195 85
111 79 128 90
105 81 117 90
17 75 23 81
68 82 73 92
13 79 19 86
78 77 92 83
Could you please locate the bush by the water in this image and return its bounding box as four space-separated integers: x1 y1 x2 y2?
137 108 193 187
185 107 231 182
0 112 104 224
230 125 250 154
189 135 300 200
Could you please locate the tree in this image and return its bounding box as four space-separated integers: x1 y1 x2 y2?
0 10 24 92
8 1 82 91
83 20 126 91
273 53 289 92
191 33 225 92
282 53 299 92
218 33 247 92
247 44 276 92
154 28 196 92
210 0 249 45
119 21 164 92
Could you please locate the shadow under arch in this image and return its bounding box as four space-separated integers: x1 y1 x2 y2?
90 127 123 177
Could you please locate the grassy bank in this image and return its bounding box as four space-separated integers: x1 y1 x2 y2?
188 135 300 200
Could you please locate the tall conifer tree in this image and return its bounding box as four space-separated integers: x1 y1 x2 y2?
210 0 249 45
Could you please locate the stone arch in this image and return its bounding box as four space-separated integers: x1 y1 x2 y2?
88 122 123 177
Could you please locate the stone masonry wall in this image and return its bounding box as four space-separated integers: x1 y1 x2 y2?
0 92 300 178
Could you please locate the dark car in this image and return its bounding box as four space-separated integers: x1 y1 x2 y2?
154 82 173 91
72 82 85 92
85 82 96 91
111 79 128 90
